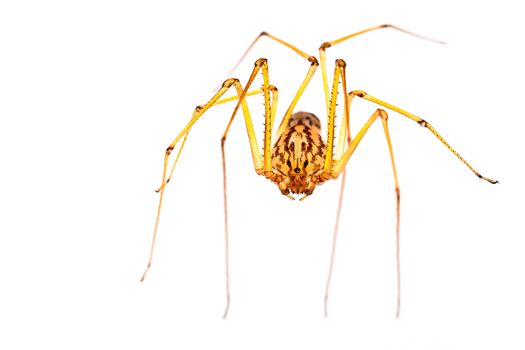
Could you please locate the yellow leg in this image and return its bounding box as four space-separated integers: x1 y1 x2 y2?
218 60 278 318
157 87 275 192
275 56 319 137
221 30 319 139
225 31 312 80
234 26 435 120
227 25 444 135
220 58 277 176
323 79 352 317
321 59 348 178
328 89 498 317
336 90 499 184
220 137 230 319
334 62 351 158
332 107 402 318
141 75 269 283
319 24 445 118
324 168 347 318
322 61 354 318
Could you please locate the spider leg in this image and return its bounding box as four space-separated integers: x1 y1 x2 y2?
323 59 352 317
219 59 279 318
156 88 272 192
330 105 401 318
320 59 347 179
221 31 319 137
141 74 270 286
227 25 443 138
328 89 498 317
319 24 444 121
340 90 498 184
224 31 311 86
154 132 189 192
274 56 318 137
324 168 348 318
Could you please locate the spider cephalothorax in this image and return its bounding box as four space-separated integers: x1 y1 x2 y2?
271 111 326 198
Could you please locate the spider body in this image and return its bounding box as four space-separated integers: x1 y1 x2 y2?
271 112 326 199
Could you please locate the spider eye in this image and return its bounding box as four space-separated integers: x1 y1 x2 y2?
303 160 309 167
286 160 292 167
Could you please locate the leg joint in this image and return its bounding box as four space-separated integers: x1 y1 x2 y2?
194 104 204 113
308 56 319 65
319 42 331 50
255 58 267 66
222 78 238 88
350 90 367 98
377 108 388 120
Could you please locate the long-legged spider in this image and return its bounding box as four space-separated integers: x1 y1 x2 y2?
140 24 497 318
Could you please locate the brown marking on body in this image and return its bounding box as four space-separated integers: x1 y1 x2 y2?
271 112 326 196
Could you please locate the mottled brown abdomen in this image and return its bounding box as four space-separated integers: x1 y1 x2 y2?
271 112 326 194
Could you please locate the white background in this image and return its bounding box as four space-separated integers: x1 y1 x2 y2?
1 0 524 349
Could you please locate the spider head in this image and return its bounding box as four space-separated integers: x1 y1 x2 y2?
271 112 326 198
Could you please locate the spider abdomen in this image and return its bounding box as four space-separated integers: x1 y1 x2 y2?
271 112 326 196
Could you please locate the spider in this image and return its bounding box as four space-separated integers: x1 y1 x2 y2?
140 24 498 319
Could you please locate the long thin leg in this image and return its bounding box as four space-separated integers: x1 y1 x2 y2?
217 54 314 316
154 131 189 192
329 90 498 317
330 107 401 317
220 138 230 319
219 70 278 318
336 90 499 184
320 63 400 316
228 56 316 177
321 59 347 179
140 76 267 283
156 88 272 192
334 59 351 160
380 110 402 318
324 169 347 318
227 25 443 127
319 24 445 115
380 112 402 318
219 58 276 176
226 31 319 132
224 31 311 83
219 31 319 138
323 59 352 317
